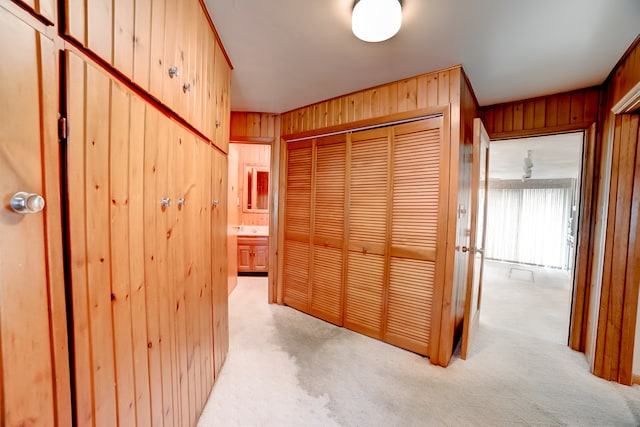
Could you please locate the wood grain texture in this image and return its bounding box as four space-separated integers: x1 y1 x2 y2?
279 66 470 366
63 0 230 145
280 116 447 359
586 36 640 385
281 67 459 136
481 87 600 140
231 112 278 142
66 51 225 425
0 9 69 425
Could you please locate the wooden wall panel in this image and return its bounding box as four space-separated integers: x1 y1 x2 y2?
133 0 151 90
128 95 152 427
109 81 137 427
231 112 278 142
142 105 165 426
281 67 460 136
66 51 223 426
213 40 231 152
63 0 231 147
482 87 600 140
113 0 135 78
595 113 640 384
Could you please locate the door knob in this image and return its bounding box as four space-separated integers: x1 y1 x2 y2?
10 192 45 214
461 246 469 253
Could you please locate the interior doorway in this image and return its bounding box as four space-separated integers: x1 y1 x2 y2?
227 143 272 295
482 132 584 345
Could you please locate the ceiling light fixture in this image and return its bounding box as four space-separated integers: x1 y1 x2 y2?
352 0 402 43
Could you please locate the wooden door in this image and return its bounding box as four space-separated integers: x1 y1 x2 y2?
385 118 444 356
0 6 71 426
254 243 269 271
238 244 252 271
344 128 389 340
283 141 312 311
310 135 346 325
460 118 490 359
212 148 229 376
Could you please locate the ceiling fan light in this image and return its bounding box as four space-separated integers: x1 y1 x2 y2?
352 0 402 43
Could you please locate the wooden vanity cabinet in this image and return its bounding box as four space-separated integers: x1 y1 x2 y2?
238 236 269 273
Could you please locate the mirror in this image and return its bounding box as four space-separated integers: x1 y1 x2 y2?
244 165 269 212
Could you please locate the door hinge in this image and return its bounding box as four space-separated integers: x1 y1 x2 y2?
58 117 67 141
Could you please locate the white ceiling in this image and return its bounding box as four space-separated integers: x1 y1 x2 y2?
203 0 639 113
489 132 583 180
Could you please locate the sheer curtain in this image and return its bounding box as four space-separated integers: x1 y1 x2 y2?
484 182 573 269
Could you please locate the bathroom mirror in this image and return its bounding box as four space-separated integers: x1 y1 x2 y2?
243 165 269 212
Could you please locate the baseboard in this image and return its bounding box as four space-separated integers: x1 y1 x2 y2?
632 374 640 385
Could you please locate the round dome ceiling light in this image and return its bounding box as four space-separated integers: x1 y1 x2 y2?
352 0 402 43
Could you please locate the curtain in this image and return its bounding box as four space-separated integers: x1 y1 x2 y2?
484 185 573 269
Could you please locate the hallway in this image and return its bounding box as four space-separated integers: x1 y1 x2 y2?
198 264 640 426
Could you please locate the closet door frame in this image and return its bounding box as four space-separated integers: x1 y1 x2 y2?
277 106 455 362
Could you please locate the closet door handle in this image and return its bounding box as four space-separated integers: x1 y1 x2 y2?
9 192 45 214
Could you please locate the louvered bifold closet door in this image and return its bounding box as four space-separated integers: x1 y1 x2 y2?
385 118 443 355
283 142 313 311
345 128 389 339
310 135 346 325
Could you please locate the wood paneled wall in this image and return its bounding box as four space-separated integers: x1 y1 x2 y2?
592 36 640 385
279 66 480 367
231 111 278 142
281 67 457 137
481 87 600 140
62 0 231 150
66 50 227 426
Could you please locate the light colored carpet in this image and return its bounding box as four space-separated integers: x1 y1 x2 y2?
198 261 640 426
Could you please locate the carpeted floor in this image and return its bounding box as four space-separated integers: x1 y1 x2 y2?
198 261 640 426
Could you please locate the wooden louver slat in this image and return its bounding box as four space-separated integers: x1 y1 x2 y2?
283 240 310 311
348 134 388 246
283 144 312 311
310 138 346 325
285 146 312 237
392 128 440 252
385 258 434 355
344 252 385 339
310 245 343 325
314 141 346 241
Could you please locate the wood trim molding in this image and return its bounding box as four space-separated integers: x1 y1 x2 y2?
611 81 640 114
282 106 448 141
488 122 597 141
230 135 275 144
